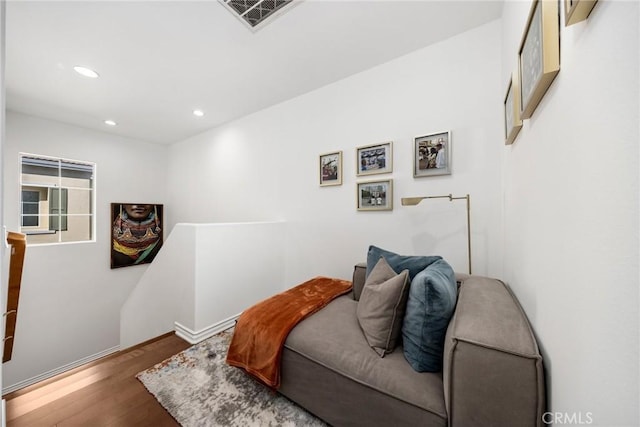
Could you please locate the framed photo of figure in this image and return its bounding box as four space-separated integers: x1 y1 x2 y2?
111 203 163 268
319 151 343 186
356 141 393 176
357 179 393 211
413 131 451 177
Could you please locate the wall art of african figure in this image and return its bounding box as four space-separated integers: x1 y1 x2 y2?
111 203 163 268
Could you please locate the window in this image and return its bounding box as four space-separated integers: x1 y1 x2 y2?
20 154 95 244
21 190 40 227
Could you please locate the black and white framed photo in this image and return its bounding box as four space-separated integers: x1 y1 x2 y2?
413 131 451 177
357 179 393 211
356 141 392 176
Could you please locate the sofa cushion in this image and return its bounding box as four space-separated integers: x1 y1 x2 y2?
366 245 441 281
402 258 457 372
357 257 410 356
284 295 447 421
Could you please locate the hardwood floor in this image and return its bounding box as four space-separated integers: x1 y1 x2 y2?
3 333 191 427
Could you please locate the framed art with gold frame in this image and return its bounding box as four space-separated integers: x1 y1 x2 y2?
518 0 560 119
356 141 393 177
357 179 393 211
504 72 523 145
564 0 598 26
319 151 342 187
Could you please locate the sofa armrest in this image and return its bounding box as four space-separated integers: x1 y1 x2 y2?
443 276 545 427
352 262 367 301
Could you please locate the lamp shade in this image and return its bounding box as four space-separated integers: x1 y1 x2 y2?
401 197 425 206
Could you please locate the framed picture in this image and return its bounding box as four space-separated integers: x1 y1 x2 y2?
564 0 598 26
504 72 523 145
111 203 163 269
319 151 342 186
356 141 393 176
518 0 560 119
413 131 451 177
357 179 393 211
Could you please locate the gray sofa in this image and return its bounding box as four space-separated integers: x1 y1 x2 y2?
279 264 545 426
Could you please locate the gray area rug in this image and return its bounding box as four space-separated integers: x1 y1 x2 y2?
136 329 327 427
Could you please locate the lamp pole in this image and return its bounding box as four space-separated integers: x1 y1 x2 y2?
401 194 471 275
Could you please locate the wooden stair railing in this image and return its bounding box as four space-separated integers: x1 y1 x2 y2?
4 232 27 363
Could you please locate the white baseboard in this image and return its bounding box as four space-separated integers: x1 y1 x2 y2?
2 345 120 395
174 314 239 345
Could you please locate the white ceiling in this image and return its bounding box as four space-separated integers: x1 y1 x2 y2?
6 0 503 145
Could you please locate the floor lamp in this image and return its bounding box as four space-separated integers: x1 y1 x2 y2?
401 194 472 275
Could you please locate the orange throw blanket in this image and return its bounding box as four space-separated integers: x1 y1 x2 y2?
226 276 352 389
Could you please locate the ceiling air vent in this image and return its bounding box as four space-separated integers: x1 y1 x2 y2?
219 0 298 31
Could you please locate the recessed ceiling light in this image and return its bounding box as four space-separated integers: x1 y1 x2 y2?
104 120 117 126
73 66 99 79
193 109 205 117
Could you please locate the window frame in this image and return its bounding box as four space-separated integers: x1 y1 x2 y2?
19 153 97 246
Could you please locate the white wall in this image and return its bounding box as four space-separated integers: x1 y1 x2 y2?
167 20 504 286
501 1 639 425
120 223 196 348
193 222 286 331
120 221 286 347
3 111 168 391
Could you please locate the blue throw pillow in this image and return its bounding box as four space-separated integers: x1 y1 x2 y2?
366 246 442 281
402 258 457 372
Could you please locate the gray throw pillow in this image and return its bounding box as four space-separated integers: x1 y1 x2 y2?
357 257 410 357
402 258 457 372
